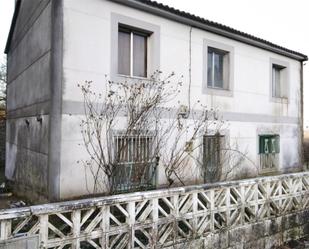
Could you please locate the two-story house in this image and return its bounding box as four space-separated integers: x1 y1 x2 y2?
4 0 307 202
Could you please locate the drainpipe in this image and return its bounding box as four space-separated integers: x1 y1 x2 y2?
300 61 304 169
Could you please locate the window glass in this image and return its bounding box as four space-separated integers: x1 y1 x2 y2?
259 135 280 171
213 52 224 88
118 30 131 75
272 64 286 98
133 33 147 77
207 47 228 89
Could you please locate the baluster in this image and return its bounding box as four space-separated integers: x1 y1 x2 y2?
39 214 48 248
210 189 215 232
0 220 11 240
72 210 81 249
101 206 110 249
152 198 158 248
240 185 245 225
192 192 198 237
225 187 230 227
127 202 135 249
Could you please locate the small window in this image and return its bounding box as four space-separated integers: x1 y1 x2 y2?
207 47 229 89
259 135 280 172
112 134 156 192
118 26 148 78
203 134 225 183
272 64 287 98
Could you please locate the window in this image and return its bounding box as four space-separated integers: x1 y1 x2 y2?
203 134 225 183
118 26 148 78
272 64 287 98
259 135 280 172
207 47 229 89
112 134 156 192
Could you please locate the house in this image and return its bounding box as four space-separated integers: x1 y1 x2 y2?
4 0 307 203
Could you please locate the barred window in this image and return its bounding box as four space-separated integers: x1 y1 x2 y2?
112 134 156 192
203 134 225 183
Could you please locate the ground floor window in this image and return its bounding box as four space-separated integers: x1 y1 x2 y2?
259 135 280 172
112 133 157 192
203 134 225 183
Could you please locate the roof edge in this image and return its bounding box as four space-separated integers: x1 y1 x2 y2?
110 0 308 62
4 0 21 54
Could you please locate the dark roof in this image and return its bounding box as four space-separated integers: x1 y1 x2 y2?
115 0 308 61
5 0 308 61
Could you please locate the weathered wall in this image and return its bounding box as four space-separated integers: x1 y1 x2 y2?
0 113 5 179
58 0 303 199
5 0 52 202
202 211 309 249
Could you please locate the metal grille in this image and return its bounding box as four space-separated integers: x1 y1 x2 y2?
112 134 157 193
203 134 224 183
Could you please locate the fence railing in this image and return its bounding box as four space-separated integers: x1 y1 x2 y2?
0 172 309 248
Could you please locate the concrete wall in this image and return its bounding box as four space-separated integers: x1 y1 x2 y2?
0 113 5 179
5 0 52 202
59 0 303 199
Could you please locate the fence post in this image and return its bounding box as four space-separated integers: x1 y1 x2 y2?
127 202 135 249
72 210 81 249
100 205 110 249
152 198 159 248
0 220 11 240
39 214 48 249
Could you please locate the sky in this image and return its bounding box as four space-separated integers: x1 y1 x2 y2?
0 0 308 126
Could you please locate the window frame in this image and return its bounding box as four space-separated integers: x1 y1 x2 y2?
111 13 160 82
258 134 280 174
118 25 149 78
269 58 290 103
111 130 157 193
203 39 234 97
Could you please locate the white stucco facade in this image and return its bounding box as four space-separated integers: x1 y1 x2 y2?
57 0 304 199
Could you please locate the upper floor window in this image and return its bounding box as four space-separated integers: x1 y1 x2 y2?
272 64 287 98
111 14 160 81
118 26 149 78
203 40 234 96
207 47 229 89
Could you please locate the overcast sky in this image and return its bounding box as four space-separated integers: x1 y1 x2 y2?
0 0 308 125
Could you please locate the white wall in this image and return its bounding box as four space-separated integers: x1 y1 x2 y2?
59 0 302 199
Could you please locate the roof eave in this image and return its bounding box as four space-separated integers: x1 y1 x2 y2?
4 0 21 54
110 0 308 62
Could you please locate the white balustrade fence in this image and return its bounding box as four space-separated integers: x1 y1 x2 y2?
0 172 309 248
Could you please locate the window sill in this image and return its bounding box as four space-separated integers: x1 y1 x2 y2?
270 97 289 104
110 74 153 84
259 167 278 176
203 87 233 97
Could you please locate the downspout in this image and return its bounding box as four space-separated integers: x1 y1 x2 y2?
300 61 304 169
188 26 193 115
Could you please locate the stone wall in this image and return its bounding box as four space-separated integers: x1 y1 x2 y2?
201 210 309 249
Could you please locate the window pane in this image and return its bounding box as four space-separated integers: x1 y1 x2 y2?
118 31 131 75
213 52 224 88
133 33 147 77
207 51 213 87
272 66 281 97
